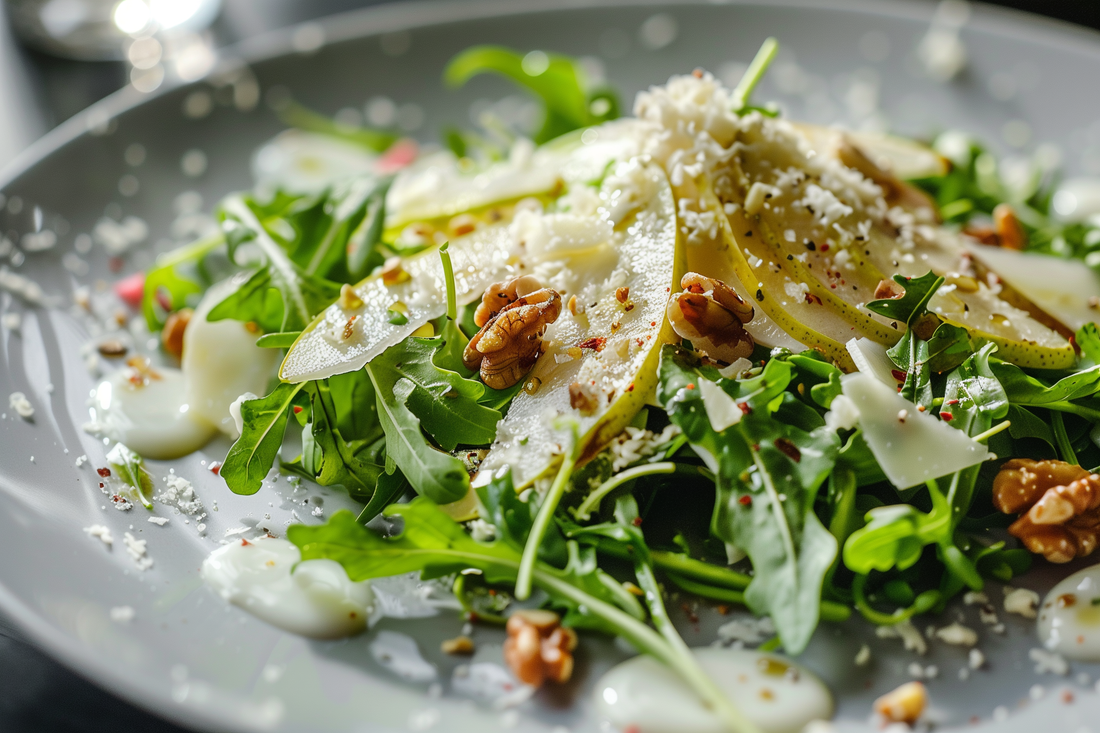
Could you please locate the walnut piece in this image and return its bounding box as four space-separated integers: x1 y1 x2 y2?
874 681 927 725
473 275 544 327
502 609 578 687
463 287 561 390
161 308 192 360
993 459 1100 563
667 273 755 363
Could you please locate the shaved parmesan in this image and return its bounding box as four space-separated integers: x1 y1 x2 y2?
841 373 988 489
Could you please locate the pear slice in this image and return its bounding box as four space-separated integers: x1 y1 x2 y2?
476 160 683 488
966 243 1100 333
792 123 949 181
698 185 859 370
280 223 515 383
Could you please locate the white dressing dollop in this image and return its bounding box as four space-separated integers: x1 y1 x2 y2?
1038 564 1100 661
201 536 374 640
594 648 833 733
182 279 280 437
88 364 218 460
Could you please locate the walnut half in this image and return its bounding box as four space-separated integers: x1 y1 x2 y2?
666 272 755 363
993 459 1100 563
463 287 561 390
502 609 578 687
473 275 544 327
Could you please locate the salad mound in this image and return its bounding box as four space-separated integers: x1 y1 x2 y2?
126 38 1100 731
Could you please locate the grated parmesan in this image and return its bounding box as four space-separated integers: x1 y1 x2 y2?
8 392 33 419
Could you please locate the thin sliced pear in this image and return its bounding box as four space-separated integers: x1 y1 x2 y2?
701 185 857 370
967 243 1100 333
476 160 683 488
385 120 642 231
280 224 514 382
792 123 949 181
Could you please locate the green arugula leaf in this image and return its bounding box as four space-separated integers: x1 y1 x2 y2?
866 272 944 325
222 383 305 495
843 483 950 575
1078 323 1100 364
659 345 840 654
141 233 229 331
476 468 568 567
1007 404 1056 447
106 443 154 509
370 336 500 450
303 375 386 502
444 46 620 143
990 359 1100 405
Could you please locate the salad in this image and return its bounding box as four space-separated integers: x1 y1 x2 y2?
72 37 1100 733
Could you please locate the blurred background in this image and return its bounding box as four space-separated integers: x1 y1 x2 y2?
0 0 1096 731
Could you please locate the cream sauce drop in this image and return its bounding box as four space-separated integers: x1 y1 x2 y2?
201 536 374 640
594 648 833 733
1038 564 1100 661
89 365 218 460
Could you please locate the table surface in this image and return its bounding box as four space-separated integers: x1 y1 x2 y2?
0 0 1098 730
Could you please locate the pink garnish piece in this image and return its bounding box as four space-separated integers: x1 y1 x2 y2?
376 139 418 173
114 272 145 309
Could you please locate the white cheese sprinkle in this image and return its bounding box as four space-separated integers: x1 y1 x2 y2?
122 531 153 570
83 524 113 547
1029 648 1069 676
147 516 169 526
935 622 978 647
1004 587 1040 619
8 392 33 419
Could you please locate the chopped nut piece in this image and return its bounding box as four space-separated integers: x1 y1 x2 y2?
473 275 544 327
874 681 927 726
993 204 1026 251
935 622 978 647
97 339 128 358
448 213 478 237
993 459 1100 563
874 279 902 300
381 256 410 286
667 272 755 363
338 283 363 310
441 635 475 655
615 286 630 304
569 381 601 416
161 308 192 360
463 288 561 390
503 609 577 687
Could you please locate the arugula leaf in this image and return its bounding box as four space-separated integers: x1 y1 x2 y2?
942 343 1008 435
1007 404 1056 447
476 468 568 567
659 345 840 654
866 272 944 325
444 46 620 143
218 195 344 331
990 359 1100 405
370 336 500 451
302 374 386 502
106 443 154 509
222 383 305 495
141 233 228 330
843 482 950 575
1078 323 1100 364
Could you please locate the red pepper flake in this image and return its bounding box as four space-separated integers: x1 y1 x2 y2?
890 369 907 383
940 411 954 422
751 443 760 452
577 337 606 351
626 382 635 392
680 602 699 623
98 482 104 489
1062 690 1075 704
240 538 251 546
820 243 830 252
686 383 696 390
774 438 802 462
209 461 222 475
946 399 960 406
804 293 822 305
650 321 657 327
737 402 752 415
632 517 643 527
738 495 753 506
487 588 497 596
97 467 111 478
292 405 304 414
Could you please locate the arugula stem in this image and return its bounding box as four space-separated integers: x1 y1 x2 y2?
852 574 940 625
1051 412 1079 465
595 542 752 590
575 462 708 521
1045 401 1100 422
515 442 580 600
731 37 779 111
439 241 457 321
972 420 1011 443
633 559 762 733
666 573 851 622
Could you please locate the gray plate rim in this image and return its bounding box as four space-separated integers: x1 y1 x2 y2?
2 0 1100 731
